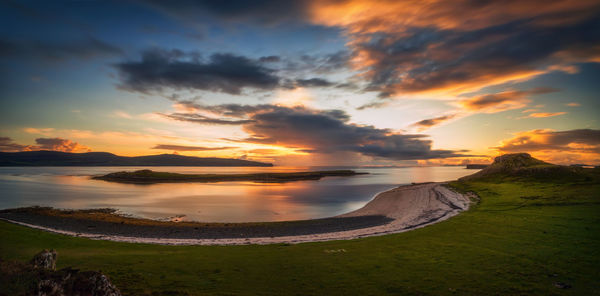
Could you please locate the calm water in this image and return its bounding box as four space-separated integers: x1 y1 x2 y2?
0 166 477 222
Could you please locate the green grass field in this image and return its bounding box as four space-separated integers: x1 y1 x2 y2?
1 179 599 295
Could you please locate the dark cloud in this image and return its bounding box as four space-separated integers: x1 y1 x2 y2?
295 78 335 87
281 51 351 74
162 104 467 160
114 48 354 94
0 37 122 62
356 99 391 110
34 138 90 152
411 114 456 131
115 49 281 94
0 137 32 152
281 77 355 89
152 144 237 151
161 112 254 125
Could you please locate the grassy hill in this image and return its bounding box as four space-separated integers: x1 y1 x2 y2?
460 153 597 182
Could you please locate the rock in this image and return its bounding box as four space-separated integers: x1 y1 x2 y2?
35 269 122 296
27 250 121 296
554 282 572 289
31 249 57 270
81 271 121 296
37 278 64 296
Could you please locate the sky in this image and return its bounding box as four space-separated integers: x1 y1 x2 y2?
0 0 599 166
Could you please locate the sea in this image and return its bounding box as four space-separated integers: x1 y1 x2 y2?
0 166 477 223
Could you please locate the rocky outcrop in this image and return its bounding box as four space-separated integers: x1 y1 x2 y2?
459 153 589 182
31 249 57 270
1 250 121 296
36 268 121 296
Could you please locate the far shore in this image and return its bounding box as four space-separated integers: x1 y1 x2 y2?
0 182 472 245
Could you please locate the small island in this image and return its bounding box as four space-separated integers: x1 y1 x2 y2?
92 169 368 184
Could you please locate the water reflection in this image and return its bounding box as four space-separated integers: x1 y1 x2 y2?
0 166 477 222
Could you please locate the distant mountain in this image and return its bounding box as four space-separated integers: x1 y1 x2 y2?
459 153 595 182
0 151 273 167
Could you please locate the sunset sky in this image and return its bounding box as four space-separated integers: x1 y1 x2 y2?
1 0 599 166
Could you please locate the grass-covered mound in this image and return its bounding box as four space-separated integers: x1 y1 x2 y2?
93 169 367 184
460 153 597 182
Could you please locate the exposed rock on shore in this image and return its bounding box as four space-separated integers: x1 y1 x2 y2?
0 250 121 296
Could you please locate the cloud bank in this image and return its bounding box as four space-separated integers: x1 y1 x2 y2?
115 49 280 94
114 48 351 95
142 0 600 99
0 137 90 153
161 103 468 160
306 0 600 98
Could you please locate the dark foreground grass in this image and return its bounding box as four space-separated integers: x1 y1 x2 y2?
1 180 599 295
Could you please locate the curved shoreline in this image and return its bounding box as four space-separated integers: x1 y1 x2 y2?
0 182 471 245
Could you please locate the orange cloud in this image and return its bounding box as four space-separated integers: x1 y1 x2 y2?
23 127 55 136
456 88 558 113
305 0 600 98
417 156 493 166
34 138 91 153
0 137 35 152
458 91 530 113
526 112 566 118
0 137 91 153
493 129 600 164
410 114 456 131
308 0 598 33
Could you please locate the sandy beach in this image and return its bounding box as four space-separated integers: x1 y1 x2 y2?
0 182 471 245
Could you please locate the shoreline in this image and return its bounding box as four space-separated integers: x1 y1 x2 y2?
0 182 472 245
